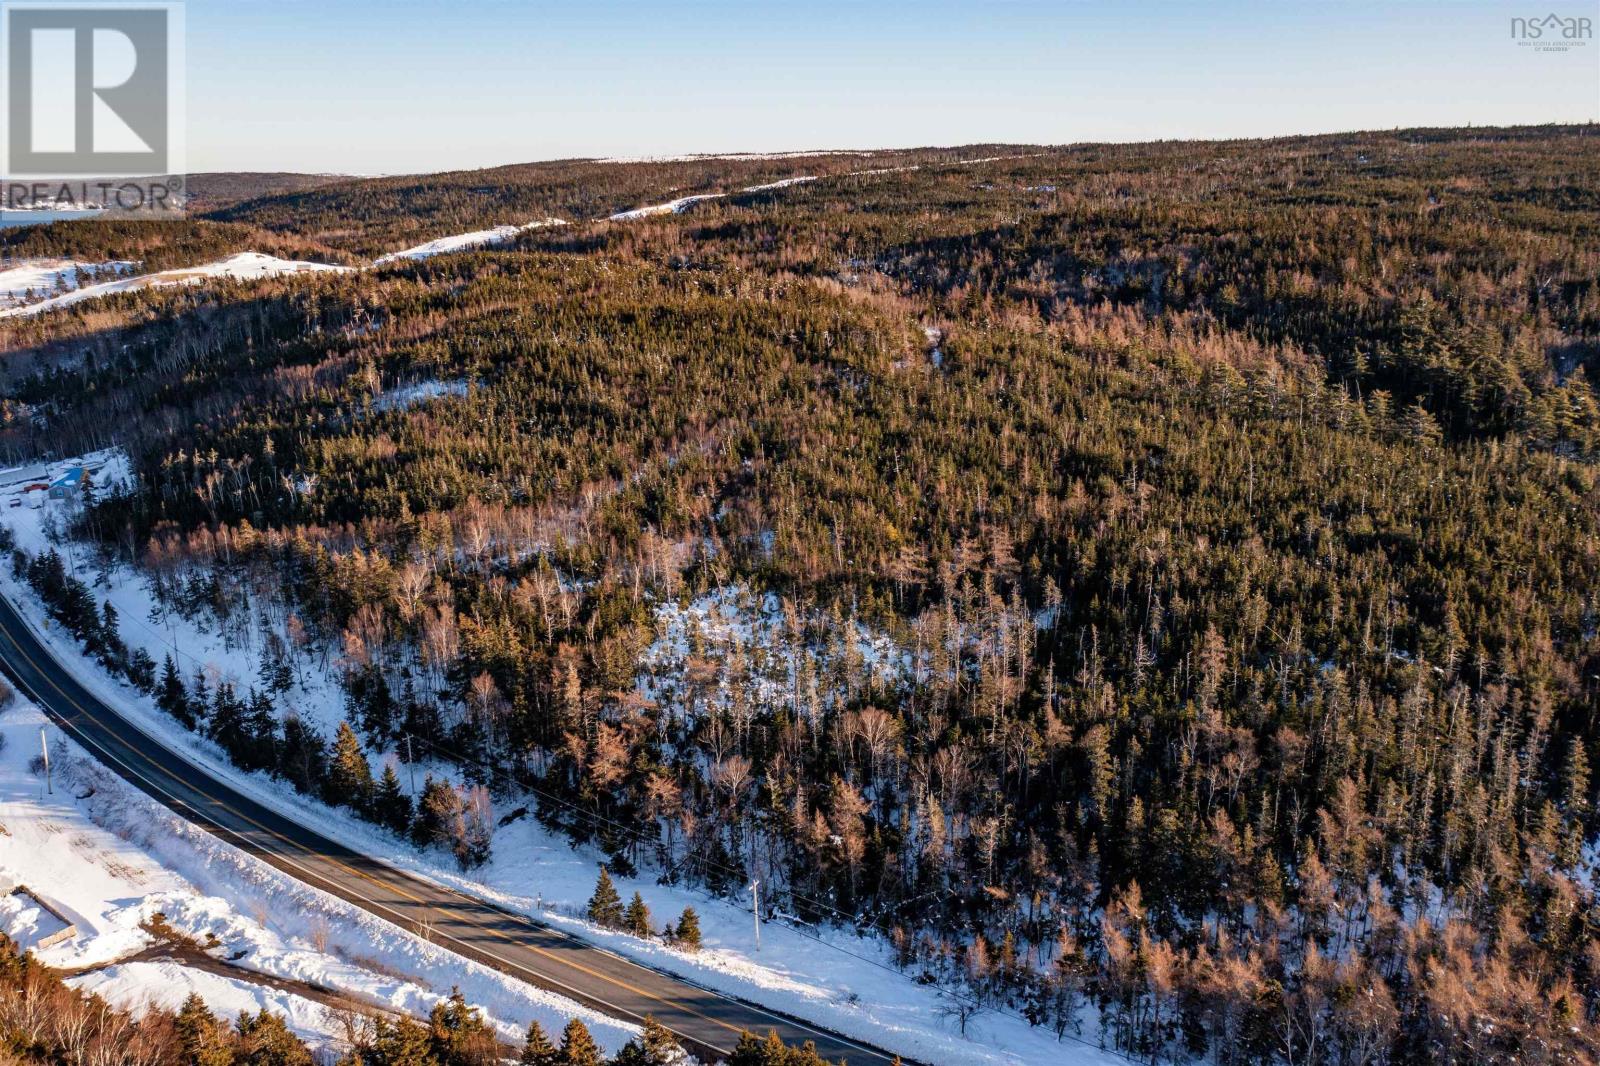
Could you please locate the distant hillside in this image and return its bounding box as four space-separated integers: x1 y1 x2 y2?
200 146 1038 256
182 171 351 212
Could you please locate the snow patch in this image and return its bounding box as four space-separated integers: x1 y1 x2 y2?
0 258 136 310
741 177 817 193
68 963 343 1054
0 253 353 319
372 219 566 265
371 379 470 413
608 194 725 221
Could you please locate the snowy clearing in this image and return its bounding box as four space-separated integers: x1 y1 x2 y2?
371 379 472 413
608 194 726 220
0 253 354 319
740 177 817 193
638 586 911 722
595 151 869 164
372 219 567 265
0 258 137 310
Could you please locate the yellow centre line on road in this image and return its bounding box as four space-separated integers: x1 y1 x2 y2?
0 616 761 1057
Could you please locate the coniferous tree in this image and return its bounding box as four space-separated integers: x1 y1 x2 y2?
209 681 245 759
520 1019 559 1066
157 653 193 727
586 865 624 928
613 1016 687 1066
326 720 375 811
373 763 413 835
672 906 701 951
368 1014 441 1066
624 891 652 937
240 687 279 772
236 1008 316 1066
728 1032 766 1066
175 991 234 1066
558 1018 603 1066
277 713 327 795
428 987 497 1066
414 775 464 851
126 647 157 692
188 665 211 730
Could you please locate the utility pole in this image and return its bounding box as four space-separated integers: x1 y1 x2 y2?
39 728 50 795
749 879 761 952
404 735 416 794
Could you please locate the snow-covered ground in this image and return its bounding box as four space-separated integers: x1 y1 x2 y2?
740 177 817 193
0 455 1120 1066
608 194 727 221
371 379 472 413
372 219 566 265
0 700 642 1058
596 151 868 164
0 253 354 319
0 258 137 310
72 962 345 1050
638 586 911 721
0 220 568 318
607 178 814 219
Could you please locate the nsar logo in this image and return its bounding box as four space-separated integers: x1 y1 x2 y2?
1510 11 1592 51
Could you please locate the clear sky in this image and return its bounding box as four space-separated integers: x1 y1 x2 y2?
183 0 1600 173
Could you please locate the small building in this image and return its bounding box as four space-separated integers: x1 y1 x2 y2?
47 467 86 500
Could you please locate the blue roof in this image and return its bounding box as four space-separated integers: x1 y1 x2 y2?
49 467 84 487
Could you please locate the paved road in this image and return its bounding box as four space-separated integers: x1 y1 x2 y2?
0 593 901 1065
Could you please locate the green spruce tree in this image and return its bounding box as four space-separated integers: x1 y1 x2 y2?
326 720 375 812
158 654 194 728
559 1018 604 1066
624 891 653 937
586 865 623 928
175 991 234 1066
373 763 414 835
672 905 701 951
520 1019 559 1066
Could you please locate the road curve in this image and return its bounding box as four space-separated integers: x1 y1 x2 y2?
0 593 904 1065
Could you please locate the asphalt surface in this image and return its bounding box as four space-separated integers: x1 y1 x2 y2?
0 592 903 1065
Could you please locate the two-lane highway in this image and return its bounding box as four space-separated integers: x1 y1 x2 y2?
0 592 900 1065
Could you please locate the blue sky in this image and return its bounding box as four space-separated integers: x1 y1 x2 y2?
185 0 1600 173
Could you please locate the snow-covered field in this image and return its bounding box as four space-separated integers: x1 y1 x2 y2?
0 220 567 318
0 456 1118 1066
740 177 817 192
0 259 137 310
0 252 354 319
596 151 868 164
372 219 566 265
608 194 727 220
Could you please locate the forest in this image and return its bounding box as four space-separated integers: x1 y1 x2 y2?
1 126 1597 1065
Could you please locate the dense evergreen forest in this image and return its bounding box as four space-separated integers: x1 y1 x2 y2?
2 126 1598 1065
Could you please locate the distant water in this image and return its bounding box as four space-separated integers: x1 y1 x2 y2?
0 209 105 228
